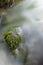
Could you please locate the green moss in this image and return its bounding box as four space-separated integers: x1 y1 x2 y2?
4 27 24 51
14 0 24 4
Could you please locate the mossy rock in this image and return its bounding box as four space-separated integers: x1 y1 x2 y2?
4 27 24 52
0 0 14 8
0 0 24 9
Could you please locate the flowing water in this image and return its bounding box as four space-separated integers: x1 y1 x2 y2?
0 0 43 65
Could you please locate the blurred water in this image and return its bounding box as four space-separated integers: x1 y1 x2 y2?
0 0 43 65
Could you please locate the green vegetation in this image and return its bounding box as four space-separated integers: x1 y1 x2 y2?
14 0 24 4
4 27 24 52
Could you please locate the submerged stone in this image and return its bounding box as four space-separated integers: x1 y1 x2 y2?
4 27 24 55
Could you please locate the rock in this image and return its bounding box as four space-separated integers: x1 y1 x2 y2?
4 27 24 55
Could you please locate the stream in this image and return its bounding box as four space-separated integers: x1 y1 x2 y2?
0 0 43 65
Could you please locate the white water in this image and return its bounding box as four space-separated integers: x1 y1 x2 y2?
0 0 43 65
